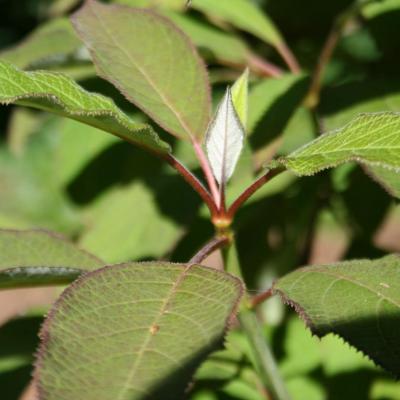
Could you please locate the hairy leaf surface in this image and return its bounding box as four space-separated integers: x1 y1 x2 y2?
0 229 103 288
279 113 400 176
274 254 400 376
0 61 169 153
72 0 211 140
36 262 243 400
367 165 400 198
206 89 244 185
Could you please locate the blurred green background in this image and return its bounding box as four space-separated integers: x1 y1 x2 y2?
0 0 400 399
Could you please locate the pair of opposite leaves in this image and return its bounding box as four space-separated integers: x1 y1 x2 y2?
72 0 245 189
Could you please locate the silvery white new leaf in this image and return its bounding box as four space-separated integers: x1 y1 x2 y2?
205 88 245 186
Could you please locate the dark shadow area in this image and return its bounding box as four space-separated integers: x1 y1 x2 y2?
0 316 43 400
320 79 400 116
341 167 391 259
249 76 310 151
67 141 203 228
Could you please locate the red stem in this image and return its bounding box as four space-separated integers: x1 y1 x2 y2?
250 288 274 308
189 236 230 264
192 138 220 206
247 53 283 78
276 42 301 74
163 153 219 217
227 168 284 219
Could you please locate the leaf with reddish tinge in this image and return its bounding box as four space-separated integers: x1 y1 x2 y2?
274 254 400 377
35 262 243 400
72 0 211 141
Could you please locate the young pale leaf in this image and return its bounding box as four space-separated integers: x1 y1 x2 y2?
206 89 245 185
0 229 103 289
278 112 400 176
72 0 211 141
0 61 170 153
36 262 243 400
274 254 400 377
231 68 249 129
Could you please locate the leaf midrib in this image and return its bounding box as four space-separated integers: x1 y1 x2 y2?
90 5 197 139
116 264 193 400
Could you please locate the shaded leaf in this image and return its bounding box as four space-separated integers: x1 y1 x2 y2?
366 165 400 199
0 229 103 288
0 18 82 69
36 262 243 400
72 0 211 140
274 254 400 376
192 0 283 47
165 11 249 66
205 88 244 185
231 68 249 129
278 113 400 177
0 61 169 153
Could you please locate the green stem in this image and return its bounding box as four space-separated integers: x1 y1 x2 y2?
224 242 291 400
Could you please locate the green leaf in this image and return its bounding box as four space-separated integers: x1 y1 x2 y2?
36 262 243 400
192 0 283 47
231 69 249 129
0 229 103 288
279 113 400 177
366 165 400 199
0 18 82 69
274 254 400 376
72 0 211 140
165 11 249 66
0 61 170 153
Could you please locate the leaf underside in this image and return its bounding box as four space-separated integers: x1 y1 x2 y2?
0 229 104 289
72 0 211 140
205 88 244 185
274 254 400 377
280 112 400 177
0 61 170 153
36 262 243 400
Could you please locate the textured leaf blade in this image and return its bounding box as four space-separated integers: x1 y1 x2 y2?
192 0 283 47
72 0 211 140
36 262 243 400
231 69 249 129
0 61 170 153
280 113 400 176
206 88 244 185
274 255 400 376
0 229 103 288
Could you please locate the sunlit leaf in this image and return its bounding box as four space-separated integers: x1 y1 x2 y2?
205 88 244 185
0 61 170 153
72 0 211 140
278 113 400 177
0 229 103 289
274 254 400 376
231 68 249 129
36 262 243 400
